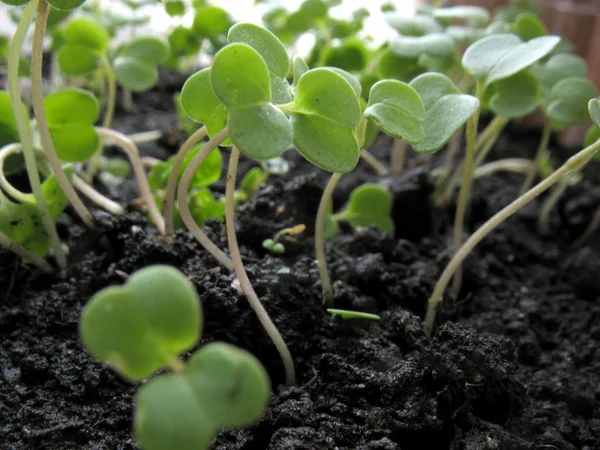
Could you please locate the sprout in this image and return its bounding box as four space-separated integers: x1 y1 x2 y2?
262 224 306 255
327 309 381 320
80 265 270 450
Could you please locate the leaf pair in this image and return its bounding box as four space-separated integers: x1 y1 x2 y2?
58 17 109 77
114 37 170 92
80 265 270 450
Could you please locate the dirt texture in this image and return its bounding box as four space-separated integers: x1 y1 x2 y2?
1 71 600 450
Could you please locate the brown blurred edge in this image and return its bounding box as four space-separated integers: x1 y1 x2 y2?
420 0 600 146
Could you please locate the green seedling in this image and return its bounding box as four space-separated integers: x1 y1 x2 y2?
327 309 381 321
193 4 234 51
80 265 270 450
114 36 170 92
262 224 306 255
236 167 269 204
424 99 600 337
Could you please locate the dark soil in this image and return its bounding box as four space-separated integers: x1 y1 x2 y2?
1 71 600 450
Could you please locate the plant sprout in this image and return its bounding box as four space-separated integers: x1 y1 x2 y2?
327 309 381 320
80 265 270 450
262 224 306 255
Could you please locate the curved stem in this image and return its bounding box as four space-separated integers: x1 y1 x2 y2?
451 81 483 296
95 127 164 233
360 150 388 176
128 130 162 145
177 128 234 270
0 228 53 272
142 156 161 169
225 146 295 385
424 138 600 337
472 118 509 170
473 158 534 179
573 203 600 248
316 172 343 306
519 121 552 196
8 0 66 270
390 138 406 174
537 175 570 235
32 0 95 230
0 143 36 204
164 126 207 235
73 175 124 215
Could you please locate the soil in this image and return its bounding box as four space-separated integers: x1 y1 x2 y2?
1 69 600 450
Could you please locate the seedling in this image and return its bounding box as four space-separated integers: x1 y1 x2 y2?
327 309 381 321
424 99 600 337
80 265 270 450
262 224 306 255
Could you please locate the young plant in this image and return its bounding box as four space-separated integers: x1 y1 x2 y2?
327 309 381 321
424 99 600 337
262 224 306 255
80 265 270 450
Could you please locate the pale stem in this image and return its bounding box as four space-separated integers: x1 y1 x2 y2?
473 158 534 179
537 175 570 235
444 127 463 176
122 88 133 112
177 128 234 270
360 150 388 176
519 121 552 196
95 127 164 234
451 81 483 296
0 229 53 272
424 138 600 337
0 143 36 204
141 156 161 169
573 203 600 248
128 130 162 145
390 138 406 173
32 0 95 230
8 0 66 269
225 146 296 385
73 175 124 215
164 126 207 235
475 116 508 152
315 172 343 306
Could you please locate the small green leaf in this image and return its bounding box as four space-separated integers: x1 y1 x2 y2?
238 167 268 202
165 0 185 16
383 13 442 35
321 38 369 72
80 265 202 381
531 53 588 95
342 184 394 234
547 77 597 127
511 12 547 41
63 17 109 52
413 94 480 153
327 309 381 320
120 37 170 65
462 33 560 85
489 70 540 118
42 168 72 220
58 44 100 76
228 104 293 161
180 69 228 138
590 99 600 128
364 80 425 142
46 0 87 10
1 0 31 6
433 6 490 27
326 67 362 98
114 56 158 92
189 188 225 226
389 33 455 59
211 43 271 109
48 125 100 163
149 147 222 191
377 49 421 82
134 342 270 450
168 26 202 57
292 56 309 89
584 124 600 149
193 5 233 48
409 72 461 110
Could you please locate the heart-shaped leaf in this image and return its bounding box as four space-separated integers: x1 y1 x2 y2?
590 99 600 128
341 184 394 234
364 80 424 142
180 69 229 138
463 33 560 86
511 12 547 41
58 44 100 76
489 70 540 118
193 5 233 49
120 37 170 65
134 342 270 450
413 94 480 153
114 56 158 92
44 88 100 162
80 265 202 381
285 68 361 172
292 55 309 89
63 17 109 53
546 77 597 127
377 49 421 82
389 33 455 59
409 72 461 110
433 6 490 27
531 53 588 104
188 188 225 226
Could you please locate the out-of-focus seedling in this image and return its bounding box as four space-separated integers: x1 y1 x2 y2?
327 309 381 320
80 265 270 450
262 224 306 255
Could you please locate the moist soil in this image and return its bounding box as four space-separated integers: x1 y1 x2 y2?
1 70 600 450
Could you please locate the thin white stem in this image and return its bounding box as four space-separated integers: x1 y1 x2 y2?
390 138 406 173
537 175 570 235
0 229 53 271
128 130 163 145
315 172 343 306
32 0 95 230
473 158 534 179
177 128 234 270
95 127 164 234
424 138 600 337
141 156 161 169
73 175 124 215
225 146 296 385
519 122 552 196
360 150 388 176
0 143 36 204
165 126 207 235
